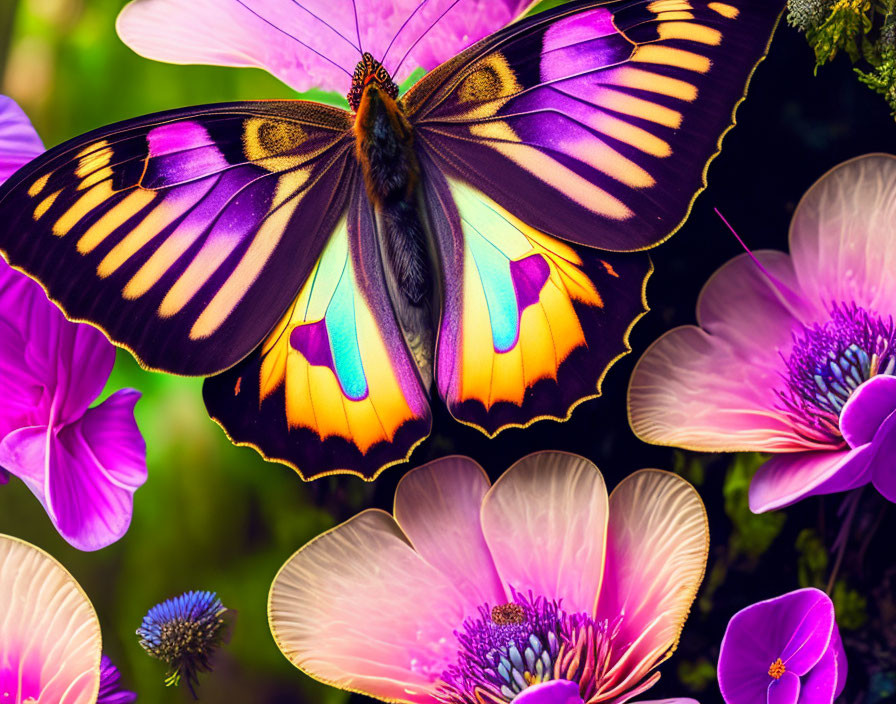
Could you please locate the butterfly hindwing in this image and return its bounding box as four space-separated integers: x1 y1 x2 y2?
0 101 354 375
421 154 652 434
404 0 782 252
203 175 432 480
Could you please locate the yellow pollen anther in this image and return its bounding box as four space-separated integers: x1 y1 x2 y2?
768 658 786 679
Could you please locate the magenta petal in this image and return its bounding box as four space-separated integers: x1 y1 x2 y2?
633 700 699 704
0 392 146 551
0 256 116 427
514 680 584 704
795 641 836 704
0 315 43 439
749 448 872 513
0 425 52 492
777 591 835 675
768 672 800 704
869 407 896 503
839 376 896 448
49 318 117 427
48 389 146 551
0 96 44 183
829 623 847 698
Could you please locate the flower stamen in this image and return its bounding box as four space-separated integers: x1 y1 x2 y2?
777 303 896 443
768 658 786 679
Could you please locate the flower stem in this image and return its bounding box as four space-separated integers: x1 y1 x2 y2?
826 486 865 594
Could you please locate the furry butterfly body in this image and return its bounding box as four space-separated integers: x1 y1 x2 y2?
0 0 783 479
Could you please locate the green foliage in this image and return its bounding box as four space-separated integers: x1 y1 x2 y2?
677 658 717 693
723 453 787 561
795 528 829 588
789 0 896 115
831 579 870 629
673 450 707 487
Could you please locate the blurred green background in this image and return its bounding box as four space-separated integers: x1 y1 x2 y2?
1 1 895 703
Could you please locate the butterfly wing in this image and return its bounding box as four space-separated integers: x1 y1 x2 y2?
420 152 651 434
0 101 354 375
203 174 432 480
404 0 782 251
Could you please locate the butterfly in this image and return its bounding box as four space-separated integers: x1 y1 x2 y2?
0 0 783 480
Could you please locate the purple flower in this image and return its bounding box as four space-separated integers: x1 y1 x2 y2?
0 97 44 182
99 655 139 704
628 154 896 511
718 589 847 704
0 96 147 550
115 0 535 96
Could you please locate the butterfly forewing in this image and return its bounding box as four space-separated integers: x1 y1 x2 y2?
203 175 432 480
404 0 783 251
0 101 354 375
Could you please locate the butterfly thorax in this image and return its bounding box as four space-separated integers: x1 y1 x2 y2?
353 63 435 386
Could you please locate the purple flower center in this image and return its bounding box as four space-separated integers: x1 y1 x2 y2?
436 593 621 704
778 303 896 443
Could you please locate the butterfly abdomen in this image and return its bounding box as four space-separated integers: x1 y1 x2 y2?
355 83 431 308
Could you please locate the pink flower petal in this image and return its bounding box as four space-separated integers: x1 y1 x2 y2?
789 154 896 313
629 326 821 453
0 96 44 183
480 451 608 615
596 470 708 699
839 375 896 448
748 447 873 513
393 456 505 611
0 390 146 551
0 534 102 704
633 700 700 704
629 252 829 453
117 0 533 96
696 251 815 353
268 510 466 703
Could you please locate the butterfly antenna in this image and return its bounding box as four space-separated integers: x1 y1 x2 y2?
236 0 353 77
287 0 361 52
350 0 363 55
393 0 464 78
714 207 805 305
382 0 433 68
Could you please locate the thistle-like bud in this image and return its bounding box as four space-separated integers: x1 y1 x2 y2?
137 591 229 698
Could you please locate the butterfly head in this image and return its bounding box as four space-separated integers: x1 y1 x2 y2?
348 52 399 112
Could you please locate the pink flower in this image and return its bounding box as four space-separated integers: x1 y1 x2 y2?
0 96 147 550
268 452 707 704
0 533 104 703
116 0 535 96
628 154 896 512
